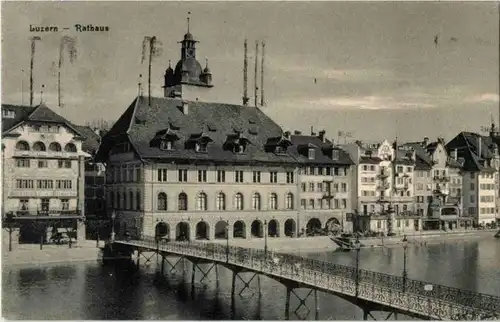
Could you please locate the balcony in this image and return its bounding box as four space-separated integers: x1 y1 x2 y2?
10 189 77 198
322 191 334 200
13 150 78 159
376 184 390 191
377 171 389 179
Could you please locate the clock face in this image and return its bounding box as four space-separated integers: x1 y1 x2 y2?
187 48 195 57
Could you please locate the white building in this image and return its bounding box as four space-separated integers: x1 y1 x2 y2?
1 103 89 245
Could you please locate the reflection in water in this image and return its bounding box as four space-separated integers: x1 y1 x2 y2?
2 238 500 320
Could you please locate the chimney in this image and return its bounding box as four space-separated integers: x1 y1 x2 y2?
242 39 249 106
254 40 259 107
478 136 482 158
284 131 291 140
260 41 265 106
294 130 302 135
423 137 429 146
318 130 326 142
310 126 315 136
451 148 458 160
181 101 188 115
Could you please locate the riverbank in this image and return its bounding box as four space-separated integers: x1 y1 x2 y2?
2 240 104 266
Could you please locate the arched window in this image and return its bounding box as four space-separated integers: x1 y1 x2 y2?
286 193 294 210
216 192 226 210
33 141 46 151
157 192 167 210
64 143 77 152
136 191 141 210
48 142 62 151
15 141 30 151
197 192 207 211
235 193 244 210
269 193 278 210
252 193 261 210
128 190 134 210
403 205 408 212
178 193 188 211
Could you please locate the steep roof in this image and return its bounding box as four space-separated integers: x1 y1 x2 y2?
2 103 83 137
72 125 101 154
446 132 497 172
97 96 298 165
288 135 353 166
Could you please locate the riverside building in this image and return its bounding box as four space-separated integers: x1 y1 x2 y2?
1 103 89 245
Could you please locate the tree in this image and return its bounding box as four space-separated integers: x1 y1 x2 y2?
141 36 163 106
58 36 77 108
29 36 41 106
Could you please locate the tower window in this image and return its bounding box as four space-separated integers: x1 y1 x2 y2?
195 142 207 153
235 145 245 154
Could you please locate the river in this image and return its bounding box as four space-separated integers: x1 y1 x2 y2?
2 238 500 320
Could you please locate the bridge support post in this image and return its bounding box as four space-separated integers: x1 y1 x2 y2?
257 274 261 296
160 254 165 274
231 270 236 299
215 264 219 289
285 287 291 320
314 289 319 320
363 309 369 321
136 250 141 269
191 262 196 285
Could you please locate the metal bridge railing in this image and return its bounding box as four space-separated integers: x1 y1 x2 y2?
116 237 500 320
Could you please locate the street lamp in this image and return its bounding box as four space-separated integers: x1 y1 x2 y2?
402 235 408 292
225 220 230 263
264 220 268 256
354 235 361 298
111 210 116 242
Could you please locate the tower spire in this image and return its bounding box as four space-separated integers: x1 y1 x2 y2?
40 84 45 104
187 11 191 33
254 40 259 107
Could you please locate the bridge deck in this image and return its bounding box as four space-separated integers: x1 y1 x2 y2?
114 238 499 320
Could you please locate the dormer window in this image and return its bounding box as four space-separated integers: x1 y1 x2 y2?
235 144 245 154
2 110 15 118
308 148 315 160
332 150 339 160
196 142 208 153
160 140 174 151
275 146 287 155
224 131 251 155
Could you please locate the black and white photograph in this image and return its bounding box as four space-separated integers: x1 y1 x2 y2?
1 1 500 320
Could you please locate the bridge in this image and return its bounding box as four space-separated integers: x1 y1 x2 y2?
108 238 500 321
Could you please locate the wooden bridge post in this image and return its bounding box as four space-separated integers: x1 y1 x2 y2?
231 270 236 299
314 289 319 320
362 309 369 320
284 287 291 320
136 250 141 269
257 274 262 296
160 254 165 274
191 261 196 285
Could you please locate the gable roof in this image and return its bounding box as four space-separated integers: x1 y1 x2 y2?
2 103 83 137
446 132 497 172
72 125 101 154
97 96 298 165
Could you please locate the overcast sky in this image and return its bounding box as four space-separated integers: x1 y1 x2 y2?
2 1 499 142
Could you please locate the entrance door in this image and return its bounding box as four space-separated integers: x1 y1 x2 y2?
41 198 50 212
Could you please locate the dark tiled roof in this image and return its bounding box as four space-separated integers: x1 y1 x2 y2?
446 132 497 172
2 103 83 137
288 135 353 165
97 96 298 165
72 125 101 154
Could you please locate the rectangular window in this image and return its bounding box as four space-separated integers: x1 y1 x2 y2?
334 199 339 209
56 180 72 189
301 183 306 192
135 167 141 182
286 171 294 184
235 171 244 183
341 199 347 209
157 169 168 182
308 199 315 209
16 159 30 167
198 170 207 182
61 199 69 210
317 182 323 192
217 170 226 183
341 183 347 192
37 180 54 189
57 160 72 168
309 182 315 192
470 183 475 190
269 171 277 183
253 171 261 183
178 169 188 182
16 179 34 189
38 160 48 168
300 199 306 209
326 167 331 175
19 199 29 211
397 166 403 173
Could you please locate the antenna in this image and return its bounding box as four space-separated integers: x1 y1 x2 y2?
40 84 45 104
260 41 265 107
242 39 249 106
254 40 259 107
138 74 143 96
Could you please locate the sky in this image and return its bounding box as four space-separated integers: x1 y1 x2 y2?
1 1 499 142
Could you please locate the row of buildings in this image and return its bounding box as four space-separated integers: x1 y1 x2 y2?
2 27 499 244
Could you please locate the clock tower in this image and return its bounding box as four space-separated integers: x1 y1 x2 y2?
163 14 213 100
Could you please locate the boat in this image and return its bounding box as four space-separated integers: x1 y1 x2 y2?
330 234 360 251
